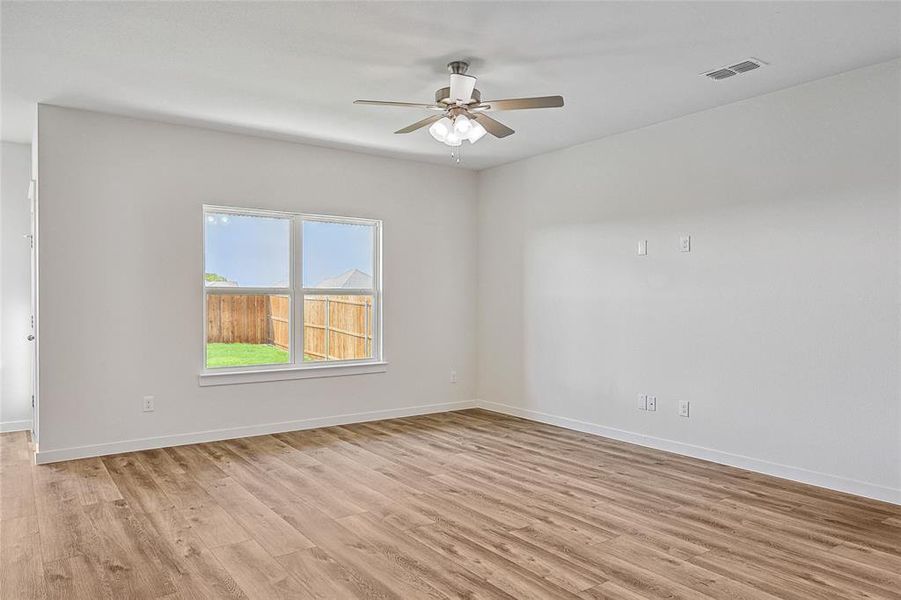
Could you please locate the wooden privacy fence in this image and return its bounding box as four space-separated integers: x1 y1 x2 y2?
206 295 290 348
303 296 372 360
206 294 372 360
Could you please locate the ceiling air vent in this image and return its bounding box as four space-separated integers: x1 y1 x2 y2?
705 68 737 81
702 58 765 81
729 60 761 74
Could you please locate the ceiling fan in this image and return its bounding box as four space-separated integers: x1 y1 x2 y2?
354 61 564 150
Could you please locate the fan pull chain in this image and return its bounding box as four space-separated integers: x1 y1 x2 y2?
451 143 464 165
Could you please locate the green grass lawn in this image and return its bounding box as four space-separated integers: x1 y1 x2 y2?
206 343 289 368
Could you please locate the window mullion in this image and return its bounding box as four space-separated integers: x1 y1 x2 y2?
205 287 288 295
300 288 373 296
294 216 304 367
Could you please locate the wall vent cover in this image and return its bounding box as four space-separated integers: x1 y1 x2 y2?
702 58 765 81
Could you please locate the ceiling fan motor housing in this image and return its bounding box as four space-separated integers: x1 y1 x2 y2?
435 87 480 105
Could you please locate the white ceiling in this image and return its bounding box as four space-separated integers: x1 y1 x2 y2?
2 1 899 170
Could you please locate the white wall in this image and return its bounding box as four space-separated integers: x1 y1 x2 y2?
477 60 901 503
35 105 477 460
1 141 33 432
30 61 901 504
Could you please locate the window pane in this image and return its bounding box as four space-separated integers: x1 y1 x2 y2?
205 212 290 288
303 294 373 362
206 294 290 368
303 220 374 289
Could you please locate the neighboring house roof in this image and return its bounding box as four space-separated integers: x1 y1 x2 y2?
314 269 372 289
207 280 238 287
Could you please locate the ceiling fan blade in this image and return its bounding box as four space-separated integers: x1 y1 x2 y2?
449 74 477 103
354 100 444 110
473 113 515 138
394 114 443 134
479 96 564 111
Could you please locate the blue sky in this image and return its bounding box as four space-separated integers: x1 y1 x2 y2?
302 220 373 287
204 213 372 287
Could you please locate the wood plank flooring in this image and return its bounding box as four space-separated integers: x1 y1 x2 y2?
2 409 900 599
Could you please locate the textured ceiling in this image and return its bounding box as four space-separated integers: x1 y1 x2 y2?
2 1 899 169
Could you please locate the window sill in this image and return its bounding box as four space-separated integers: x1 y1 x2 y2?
198 361 388 387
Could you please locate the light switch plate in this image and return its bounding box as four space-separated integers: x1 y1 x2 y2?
680 235 691 252
679 400 690 417
646 395 657 411
637 394 647 410
638 240 647 256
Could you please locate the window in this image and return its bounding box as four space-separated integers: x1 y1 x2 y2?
203 207 381 376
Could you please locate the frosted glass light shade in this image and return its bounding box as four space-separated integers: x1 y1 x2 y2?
428 117 453 142
467 121 487 143
444 131 462 147
453 115 473 136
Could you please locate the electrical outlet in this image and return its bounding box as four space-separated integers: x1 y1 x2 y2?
450 371 457 384
678 400 690 417
638 240 648 256
142 395 155 412
680 235 691 252
637 394 647 410
646 395 657 411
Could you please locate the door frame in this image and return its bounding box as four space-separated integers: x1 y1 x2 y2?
28 178 38 444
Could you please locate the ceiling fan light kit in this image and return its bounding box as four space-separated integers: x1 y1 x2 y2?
354 60 564 161
428 113 486 146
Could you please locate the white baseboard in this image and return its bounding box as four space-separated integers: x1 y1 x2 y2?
30 398 901 506
478 400 901 506
0 419 32 433
35 400 477 464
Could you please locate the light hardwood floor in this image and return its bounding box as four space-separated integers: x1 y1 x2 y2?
1 409 900 599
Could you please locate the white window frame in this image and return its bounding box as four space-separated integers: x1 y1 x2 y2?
199 205 385 386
